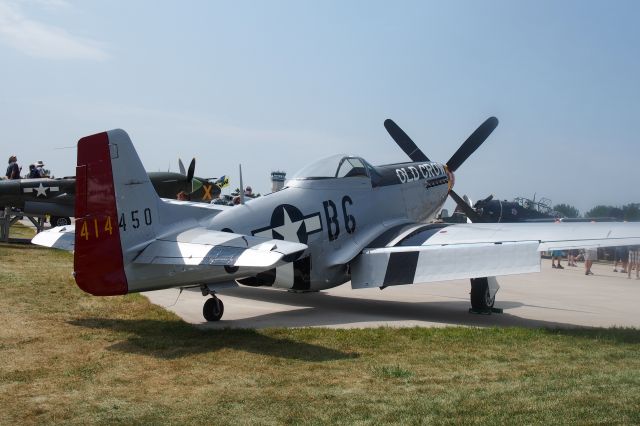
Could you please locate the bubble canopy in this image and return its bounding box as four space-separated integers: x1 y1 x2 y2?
291 154 376 180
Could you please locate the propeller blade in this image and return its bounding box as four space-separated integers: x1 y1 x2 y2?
186 158 196 183
178 158 186 175
446 117 498 172
449 189 482 223
384 119 429 162
239 164 245 205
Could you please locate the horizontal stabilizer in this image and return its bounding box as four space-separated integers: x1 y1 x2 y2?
134 228 307 269
31 226 75 251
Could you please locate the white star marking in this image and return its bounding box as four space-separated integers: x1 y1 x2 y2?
35 183 48 197
273 209 303 242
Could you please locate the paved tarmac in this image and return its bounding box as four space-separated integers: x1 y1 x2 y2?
16 217 639 329
145 258 640 329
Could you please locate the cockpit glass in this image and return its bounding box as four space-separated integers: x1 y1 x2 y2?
336 157 368 178
292 154 372 179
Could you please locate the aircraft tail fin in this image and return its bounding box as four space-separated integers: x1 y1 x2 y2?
72 129 306 297
74 129 160 295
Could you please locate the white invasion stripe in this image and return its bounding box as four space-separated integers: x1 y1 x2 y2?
411 242 540 283
176 242 215 265
273 263 295 289
251 241 277 251
235 250 282 268
304 215 321 232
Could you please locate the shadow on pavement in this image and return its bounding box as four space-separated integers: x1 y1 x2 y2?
181 287 593 329
68 317 358 361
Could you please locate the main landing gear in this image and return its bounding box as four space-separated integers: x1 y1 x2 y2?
50 216 71 227
201 285 224 321
469 277 502 314
203 296 224 321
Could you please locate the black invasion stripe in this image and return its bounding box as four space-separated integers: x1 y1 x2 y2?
383 251 419 286
291 256 312 291
237 269 276 287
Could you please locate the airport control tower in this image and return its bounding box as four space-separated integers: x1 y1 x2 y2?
271 171 286 193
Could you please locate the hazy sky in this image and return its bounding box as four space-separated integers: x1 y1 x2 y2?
1 0 638 214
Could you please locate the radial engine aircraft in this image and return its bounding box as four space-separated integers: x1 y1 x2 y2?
445 194 564 223
0 160 226 226
449 194 617 224
33 118 640 321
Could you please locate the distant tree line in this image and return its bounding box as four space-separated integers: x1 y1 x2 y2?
553 203 640 221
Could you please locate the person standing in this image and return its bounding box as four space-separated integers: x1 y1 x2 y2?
35 160 46 178
5 155 20 179
613 246 630 273
584 248 597 275
567 249 579 267
551 250 564 269
629 246 640 280
28 164 39 178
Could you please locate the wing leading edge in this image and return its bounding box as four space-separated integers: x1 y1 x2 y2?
351 221 640 289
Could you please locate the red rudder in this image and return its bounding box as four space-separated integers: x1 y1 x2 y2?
73 131 128 295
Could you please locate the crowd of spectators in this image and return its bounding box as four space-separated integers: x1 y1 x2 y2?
4 156 48 180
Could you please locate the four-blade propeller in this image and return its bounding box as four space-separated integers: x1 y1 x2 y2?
385 116 499 222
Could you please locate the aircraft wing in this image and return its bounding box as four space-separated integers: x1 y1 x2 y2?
32 225 306 271
350 221 640 289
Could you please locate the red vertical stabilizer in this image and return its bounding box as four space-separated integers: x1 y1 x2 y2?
74 132 128 295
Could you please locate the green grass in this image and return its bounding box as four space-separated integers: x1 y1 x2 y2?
7 222 36 239
1 244 640 425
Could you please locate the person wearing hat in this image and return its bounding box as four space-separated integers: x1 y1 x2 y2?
5 155 20 179
35 160 45 178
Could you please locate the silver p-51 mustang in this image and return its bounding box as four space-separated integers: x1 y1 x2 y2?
34 118 640 321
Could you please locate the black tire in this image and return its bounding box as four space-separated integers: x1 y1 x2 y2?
470 277 495 310
203 297 224 321
51 216 71 226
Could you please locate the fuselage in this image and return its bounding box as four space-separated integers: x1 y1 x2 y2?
0 173 220 218
202 157 450 291
474 199 560 223
0 178 76 217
